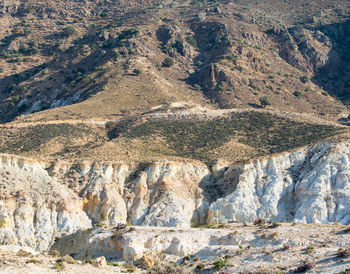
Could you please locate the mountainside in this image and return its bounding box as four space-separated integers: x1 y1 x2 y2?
1 0 350 272
0 0 349 124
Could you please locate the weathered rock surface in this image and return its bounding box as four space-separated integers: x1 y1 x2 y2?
0 155 210 250
0 154 91 251
50 223 350 273
208 142 350 225
48 160 210 227
1 140 350 252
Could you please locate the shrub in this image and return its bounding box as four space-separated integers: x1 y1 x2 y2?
162 57 174 67
54 262 65 271
295 261 315 272
193 84 201 91
293 91 302 98
26 259 39 264
301 75 310 83
306 246 314 254
213 259 228 270
124 263 136 272
185 36 197 48
283 243 292 250
337 248 350 258
259 96 271 108
133 68 142 76
82 76 93 84
217 85 225 92
63 26 77 37
195 264 205 270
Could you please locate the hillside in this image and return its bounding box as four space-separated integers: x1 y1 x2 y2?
1 1 350 273
0 0 349 125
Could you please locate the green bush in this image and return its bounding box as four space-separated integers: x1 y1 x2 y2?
259 96 271 107
217 85 225 92
301 75 310 83
293 91 302 98
214 259 228 270
133 68 142 75
63 26 77 37
185 36 197 48
193 84 201 91
162 57 174 67
53 262 65 271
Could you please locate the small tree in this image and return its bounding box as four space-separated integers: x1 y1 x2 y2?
260 96 271 108
162 57 174 67
133 68 142 76
293 91 302 98
63 26 77 37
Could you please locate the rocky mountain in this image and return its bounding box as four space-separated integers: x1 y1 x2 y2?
1 0 350 272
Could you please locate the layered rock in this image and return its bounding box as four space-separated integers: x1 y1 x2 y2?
208 142 350 225
0 155 211 250
1 140 350 252
48 160 211 227
0 154 91 251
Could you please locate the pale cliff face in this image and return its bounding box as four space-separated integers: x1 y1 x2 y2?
208 142 350 225
0 154 91 251
0 140 350 251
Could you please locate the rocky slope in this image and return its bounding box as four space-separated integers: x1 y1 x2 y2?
49 223 350 273
0 0 349 123
1 139 350 253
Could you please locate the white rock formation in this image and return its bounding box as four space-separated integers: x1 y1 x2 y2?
0 154 91 251
48 161 211 227
208 142 350 225
1 140 350 251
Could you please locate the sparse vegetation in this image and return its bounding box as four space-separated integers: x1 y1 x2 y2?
213 258 228 270
54 262 65 271
107 111 343 162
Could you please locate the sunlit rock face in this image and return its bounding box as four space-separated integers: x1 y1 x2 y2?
1 140 350 251
208 142 350 225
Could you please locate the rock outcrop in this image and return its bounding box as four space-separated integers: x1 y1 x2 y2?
48 160 210 227
208 142 350 224
1 140 350 251
0 154 91 251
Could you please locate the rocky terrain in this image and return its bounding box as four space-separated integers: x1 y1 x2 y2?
1 224 350 273
1 0 350 273
1 140 350 253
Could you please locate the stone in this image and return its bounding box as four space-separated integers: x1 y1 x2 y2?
93 256 106 268
62 255 75 264
140 254 155 269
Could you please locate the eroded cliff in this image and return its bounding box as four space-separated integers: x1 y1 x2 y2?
0 139 350 252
